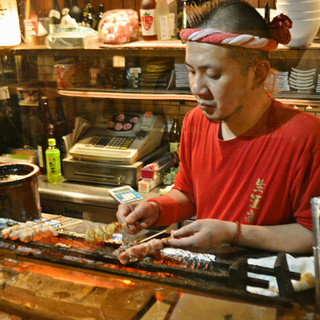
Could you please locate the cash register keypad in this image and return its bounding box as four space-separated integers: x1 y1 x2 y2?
87 136 134 149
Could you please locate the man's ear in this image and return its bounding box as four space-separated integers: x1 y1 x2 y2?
252 60 271 89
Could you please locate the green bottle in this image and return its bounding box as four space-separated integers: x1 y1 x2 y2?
45 138 62 183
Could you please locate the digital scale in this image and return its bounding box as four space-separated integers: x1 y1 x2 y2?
63 112 167 188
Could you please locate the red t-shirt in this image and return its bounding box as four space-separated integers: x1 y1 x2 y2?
164 99 320 230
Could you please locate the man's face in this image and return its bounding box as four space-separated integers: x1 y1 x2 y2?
186 42 254 122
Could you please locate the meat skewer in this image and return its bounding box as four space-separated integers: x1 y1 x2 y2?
2 219 82 243
118 238 165 264
1 215 62 239
19 220 82 243
85 222 124 243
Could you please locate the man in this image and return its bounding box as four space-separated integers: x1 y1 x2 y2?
117 0 320 255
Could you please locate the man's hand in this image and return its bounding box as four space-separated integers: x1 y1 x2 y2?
116 201 160 234
166 219 236 251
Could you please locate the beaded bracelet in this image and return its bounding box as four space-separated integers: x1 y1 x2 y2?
232 221 242 246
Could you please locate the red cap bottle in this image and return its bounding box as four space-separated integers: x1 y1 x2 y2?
140 0 157 41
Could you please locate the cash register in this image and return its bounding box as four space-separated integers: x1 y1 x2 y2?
63 112 166 187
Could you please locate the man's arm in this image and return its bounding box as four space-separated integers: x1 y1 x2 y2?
239 222 313 254
167 219 313 254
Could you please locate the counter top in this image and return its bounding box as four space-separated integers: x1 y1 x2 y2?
38 175 161 209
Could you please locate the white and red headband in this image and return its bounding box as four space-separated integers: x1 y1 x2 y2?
180 14 292 51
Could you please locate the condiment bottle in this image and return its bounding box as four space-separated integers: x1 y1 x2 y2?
155 0 171 41
46 138 62 183
140 0 157 41
169 114 181 153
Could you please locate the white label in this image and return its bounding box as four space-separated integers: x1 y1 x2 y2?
159 15 171 40
140 9 156 36
49 9 61 20
169 142 180 153
37 145 44 168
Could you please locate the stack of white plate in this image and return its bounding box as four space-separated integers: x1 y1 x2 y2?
265 70 290 92
277 0 320 47
277 71 290 91
289 67 316 92
316 74 320 93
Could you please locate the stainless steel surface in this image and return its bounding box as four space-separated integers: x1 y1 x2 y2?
38 175 160 223
311 197 320 314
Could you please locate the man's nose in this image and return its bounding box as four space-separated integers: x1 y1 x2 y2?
190 75 209 97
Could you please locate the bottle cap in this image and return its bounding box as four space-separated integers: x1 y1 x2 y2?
48 138 56 146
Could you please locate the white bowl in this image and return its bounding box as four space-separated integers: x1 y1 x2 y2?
279 9 320 19
288 17 320 47
277 1 320 12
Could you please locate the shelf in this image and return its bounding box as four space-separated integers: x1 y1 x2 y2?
58 88 195 101
2 41 320 59
1 40 186 58
7 81 320 104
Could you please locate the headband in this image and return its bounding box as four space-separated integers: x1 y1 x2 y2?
180 14 292 51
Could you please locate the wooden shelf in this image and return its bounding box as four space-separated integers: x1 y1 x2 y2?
58 88 195 101
2 41 320 59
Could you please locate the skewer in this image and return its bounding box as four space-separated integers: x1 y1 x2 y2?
138 228 169 244
161 235 174 243
56 220 83 231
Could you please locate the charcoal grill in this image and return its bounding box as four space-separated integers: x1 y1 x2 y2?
0 223 313 312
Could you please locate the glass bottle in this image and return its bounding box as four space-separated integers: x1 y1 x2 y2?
177 0 188 38
155 0 171 41
70 0 83 23
97 3 104 27
169 114 181 153
86 3 97 29
61 0 71 17
140 0 157 41
168 0 177 39
53 97 70 162
46 138 62 183
37 97 54 174
49 0 61 34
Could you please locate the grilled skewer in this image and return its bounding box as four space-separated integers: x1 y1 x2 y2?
85 222 125 243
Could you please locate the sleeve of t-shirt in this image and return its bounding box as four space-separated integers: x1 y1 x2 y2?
172 111 196 205
291 142 320 231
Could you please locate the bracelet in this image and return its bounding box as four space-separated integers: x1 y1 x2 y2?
232 221 241 246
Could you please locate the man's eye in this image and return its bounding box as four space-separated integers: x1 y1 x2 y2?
208 74 220 79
